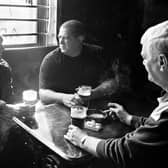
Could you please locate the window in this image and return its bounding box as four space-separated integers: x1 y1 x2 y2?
0 0 57 48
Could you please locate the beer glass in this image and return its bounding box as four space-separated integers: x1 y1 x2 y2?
70 105 87 128
76 86 92 107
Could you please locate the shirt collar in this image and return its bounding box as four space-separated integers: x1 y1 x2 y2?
157 92 168 103
150 92 168 121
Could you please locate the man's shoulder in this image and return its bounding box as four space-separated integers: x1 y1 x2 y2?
46 47 60 58
43 47 63 63
83 43 103 52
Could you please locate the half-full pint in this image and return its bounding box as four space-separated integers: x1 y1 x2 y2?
70 105 87 128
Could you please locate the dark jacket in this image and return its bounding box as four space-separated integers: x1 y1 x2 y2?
96 94 168 168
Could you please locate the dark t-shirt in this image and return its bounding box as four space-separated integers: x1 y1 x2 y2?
39 43 105 93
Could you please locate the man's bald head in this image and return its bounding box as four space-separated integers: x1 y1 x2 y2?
60 20 86 38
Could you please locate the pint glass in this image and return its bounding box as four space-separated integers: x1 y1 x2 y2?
70 105 87 128
77 86 92 107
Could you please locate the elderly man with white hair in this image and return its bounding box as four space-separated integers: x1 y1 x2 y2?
65 20 168 168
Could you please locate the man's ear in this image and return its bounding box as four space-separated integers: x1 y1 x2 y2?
159 54 168 71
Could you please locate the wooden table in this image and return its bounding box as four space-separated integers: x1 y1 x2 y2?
13 102 131 165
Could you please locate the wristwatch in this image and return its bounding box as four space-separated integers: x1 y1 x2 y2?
80 135 88 148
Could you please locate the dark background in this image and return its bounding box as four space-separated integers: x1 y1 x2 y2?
57 0 168 99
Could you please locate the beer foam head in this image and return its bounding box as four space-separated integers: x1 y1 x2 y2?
70 105 87 118
22 90 37 105
77 86 92 96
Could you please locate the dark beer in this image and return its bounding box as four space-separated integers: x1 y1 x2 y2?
70 105 87 128
71 118 85 128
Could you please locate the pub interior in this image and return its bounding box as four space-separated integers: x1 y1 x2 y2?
0 0 168 168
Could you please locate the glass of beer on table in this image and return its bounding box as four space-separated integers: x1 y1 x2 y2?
70 105 87 128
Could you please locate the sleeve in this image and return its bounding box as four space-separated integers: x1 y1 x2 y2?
130 115 148 129
39 50 60 90
39 54 53 89
96 121 161 168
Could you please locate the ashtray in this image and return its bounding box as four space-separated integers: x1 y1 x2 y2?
84 112 107 131
84 119 102 131
87 113 107 123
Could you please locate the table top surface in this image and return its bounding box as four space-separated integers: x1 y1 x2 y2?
13 102 131 161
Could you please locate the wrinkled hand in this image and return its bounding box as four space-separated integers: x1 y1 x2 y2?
108 102 132 125
64 125 87 147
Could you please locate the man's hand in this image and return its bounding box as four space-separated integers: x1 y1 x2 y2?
62 94 76 107
62 94 84 107
64 125 87 147
108 102 132 125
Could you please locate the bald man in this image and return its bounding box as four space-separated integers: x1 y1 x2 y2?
39 20 118 107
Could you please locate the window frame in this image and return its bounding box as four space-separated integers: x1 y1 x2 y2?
0 1 57 48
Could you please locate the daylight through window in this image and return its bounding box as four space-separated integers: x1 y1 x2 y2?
0 0 57 48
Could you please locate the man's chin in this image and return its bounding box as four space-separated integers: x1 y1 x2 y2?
148 76 154 82
60 48 67 53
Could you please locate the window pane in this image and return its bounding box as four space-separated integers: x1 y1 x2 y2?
0 0 57 47
0 0 37 5
39 0 48 6
3 35 37 45
0 6 37 19
0 21 37 34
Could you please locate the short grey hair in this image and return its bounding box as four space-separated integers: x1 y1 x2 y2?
141 20 168 57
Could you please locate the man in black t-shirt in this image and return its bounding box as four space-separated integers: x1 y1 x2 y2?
39 20 118 107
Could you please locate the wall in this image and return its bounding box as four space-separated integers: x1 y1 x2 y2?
59 0 146 88
3 46 56 102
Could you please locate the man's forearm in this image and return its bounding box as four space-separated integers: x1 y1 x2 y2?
39 89 65 104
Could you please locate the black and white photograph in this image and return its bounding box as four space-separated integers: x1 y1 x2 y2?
0 0 168 168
